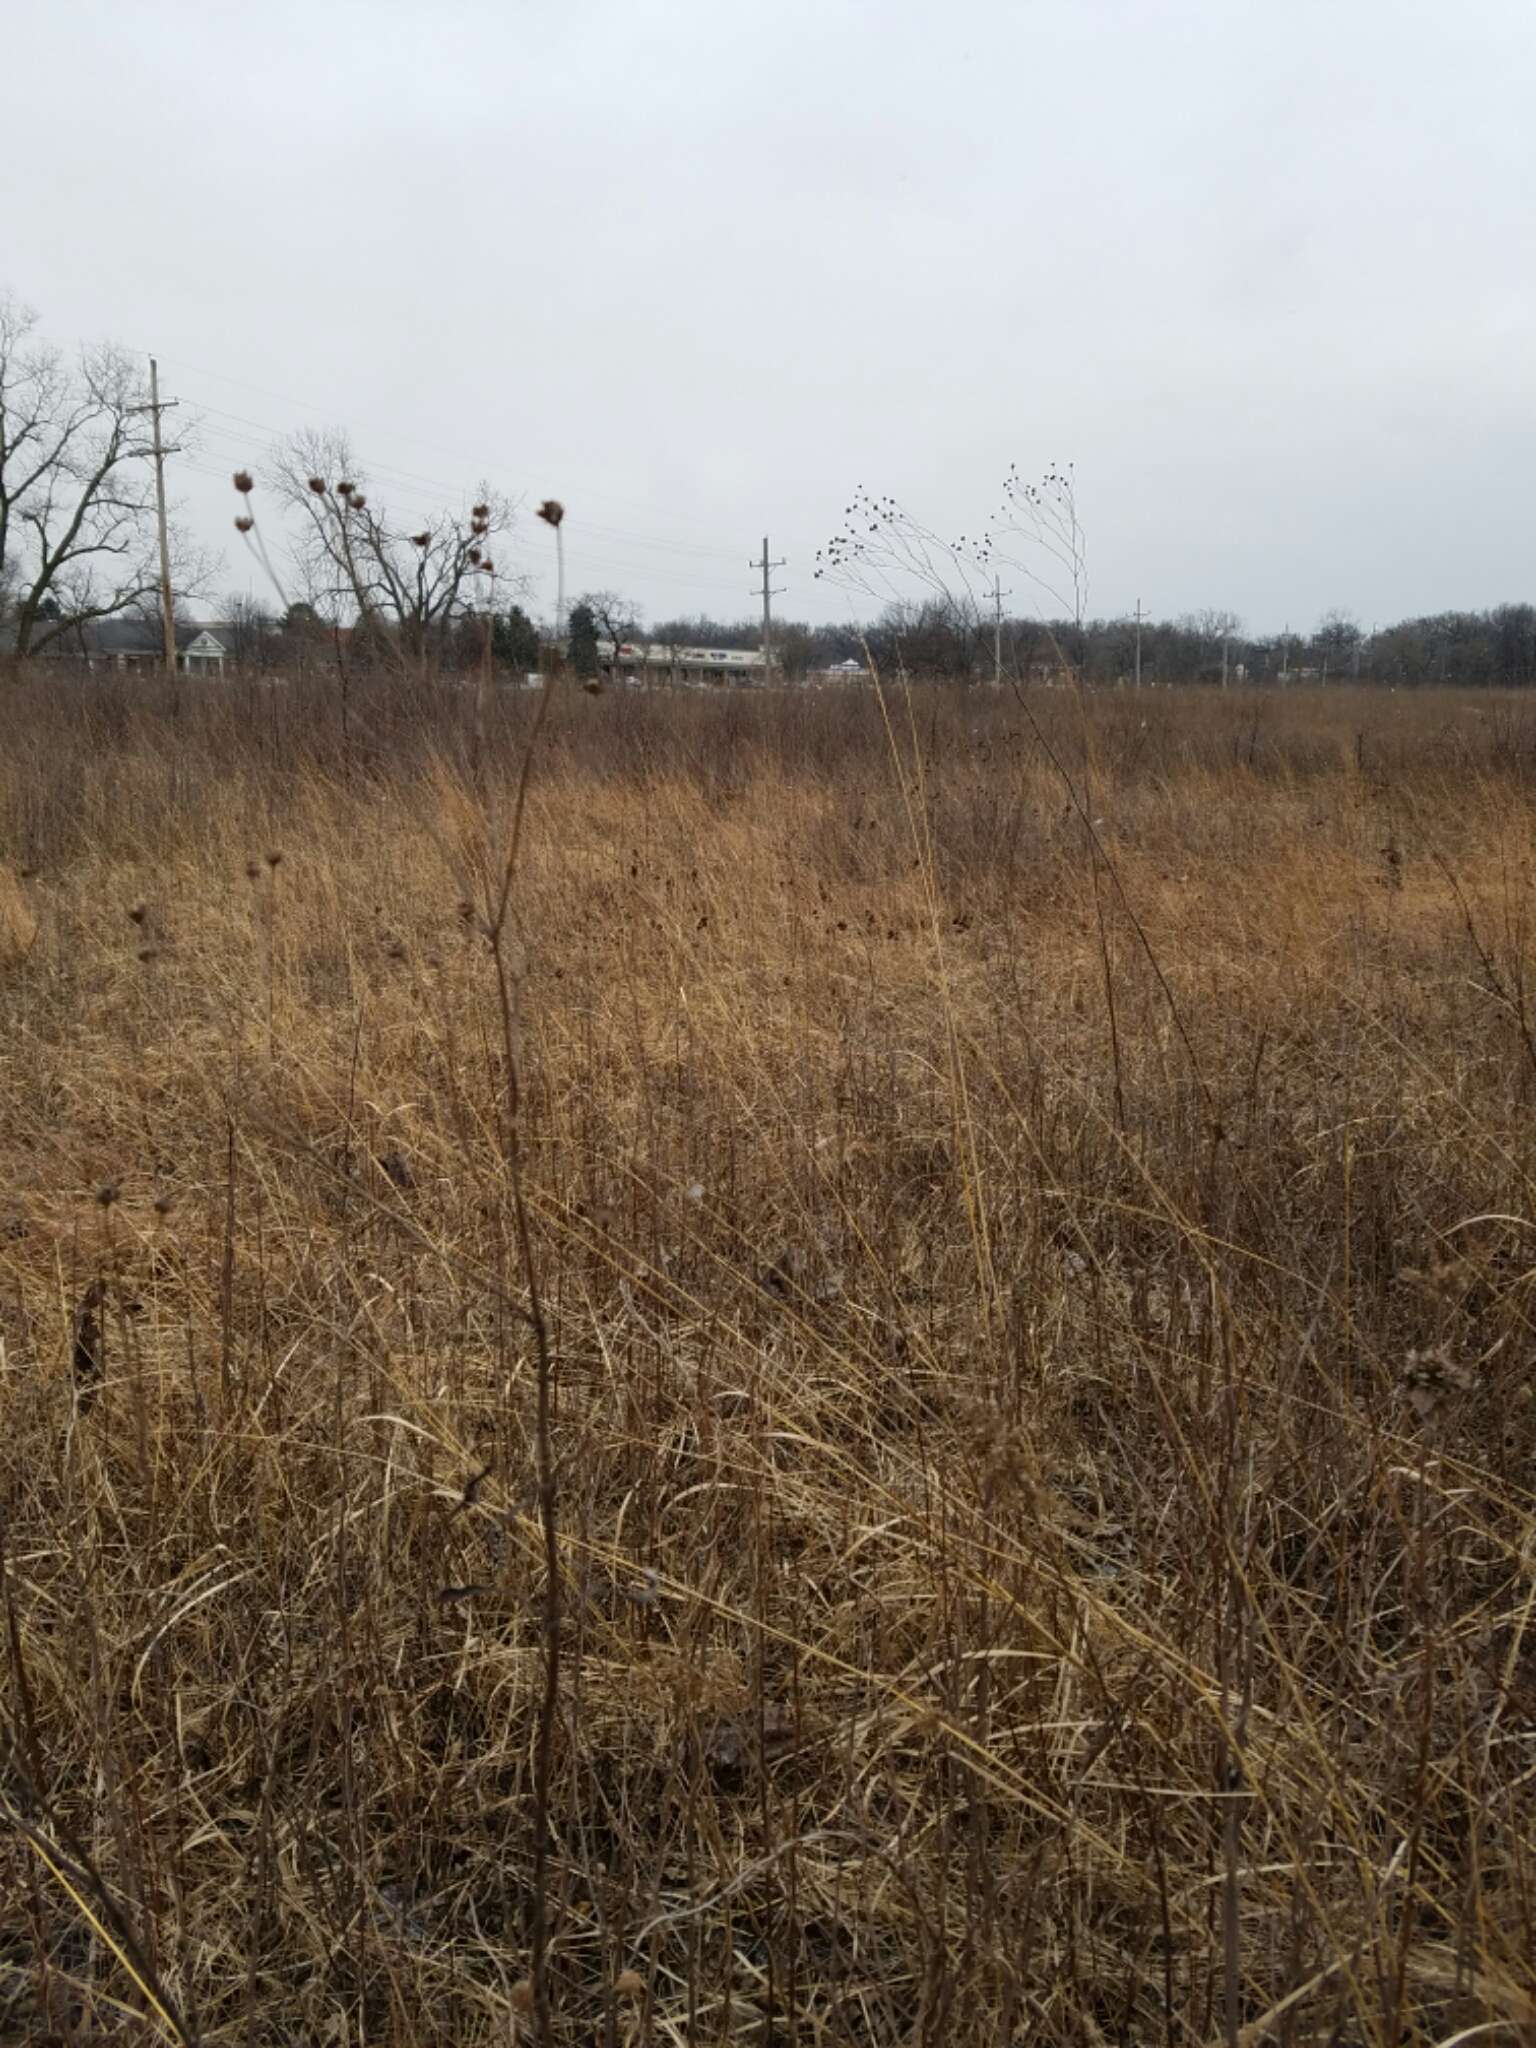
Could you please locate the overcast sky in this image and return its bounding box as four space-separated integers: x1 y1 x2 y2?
8 0 1534 633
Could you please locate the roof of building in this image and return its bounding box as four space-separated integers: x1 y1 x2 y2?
10 616 239 655
598 639 765 668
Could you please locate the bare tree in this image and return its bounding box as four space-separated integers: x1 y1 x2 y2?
222 591 278 667
1186 608 1244 685
578 589 644 680
258 429 515 672
0 291 207 664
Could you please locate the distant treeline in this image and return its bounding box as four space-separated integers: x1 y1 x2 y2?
649 603 1536 688
202 598 1536 689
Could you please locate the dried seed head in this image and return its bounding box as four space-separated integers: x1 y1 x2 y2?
136 945 159 964
471 502 489 521
234 516 254 533
1399 1345 1477 1422
615 1970 644 1999
350 492 367 511
245 861 261 882
153 1192 174 1217
410 531 430 548
96 1182 120 1208
127 902 147 924
307 476 327 495
536 498 565 528
336 481 355 497
265 850 283 869
467 547 482 566
232 469 254 494
480 557 494 574
509 1981 534 2015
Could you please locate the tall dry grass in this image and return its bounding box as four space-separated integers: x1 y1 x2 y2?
1 670 1535 2044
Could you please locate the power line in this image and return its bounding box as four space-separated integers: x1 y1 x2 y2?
39 324 756 578
143 346 743 539
186 411 747 565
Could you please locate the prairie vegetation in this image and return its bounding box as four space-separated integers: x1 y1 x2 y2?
1 672 1534 2044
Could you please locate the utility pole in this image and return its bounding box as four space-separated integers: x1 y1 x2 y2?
148 357 177 679
1133 598 1146 690
991 573 1012 688
751 536 785 686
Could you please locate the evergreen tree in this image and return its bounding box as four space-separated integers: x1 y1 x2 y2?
494 602 540 671
567 600 599 678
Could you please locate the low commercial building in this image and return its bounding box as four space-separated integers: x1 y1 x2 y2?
597 640 767 687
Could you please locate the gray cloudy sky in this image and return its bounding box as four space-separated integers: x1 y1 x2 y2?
9 0 1534 632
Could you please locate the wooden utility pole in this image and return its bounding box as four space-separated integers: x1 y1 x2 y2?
1134 598 1146 690
991 573 1013 688
752 537 785 686
148 357 177 678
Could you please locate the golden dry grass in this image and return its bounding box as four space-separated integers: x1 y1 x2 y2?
1 673 1534 2045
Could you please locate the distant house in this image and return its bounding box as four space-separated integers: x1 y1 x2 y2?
29 618 239 672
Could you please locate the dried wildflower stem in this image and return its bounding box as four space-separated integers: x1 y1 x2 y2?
0 1736 198 2047
483 671 559 2042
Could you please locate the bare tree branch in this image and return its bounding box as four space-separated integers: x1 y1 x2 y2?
0 293 208 662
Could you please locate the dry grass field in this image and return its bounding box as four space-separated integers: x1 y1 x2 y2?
1 672 1534 2045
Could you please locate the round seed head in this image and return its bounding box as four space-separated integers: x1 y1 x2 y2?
536 498 565 528
232 469 254 494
